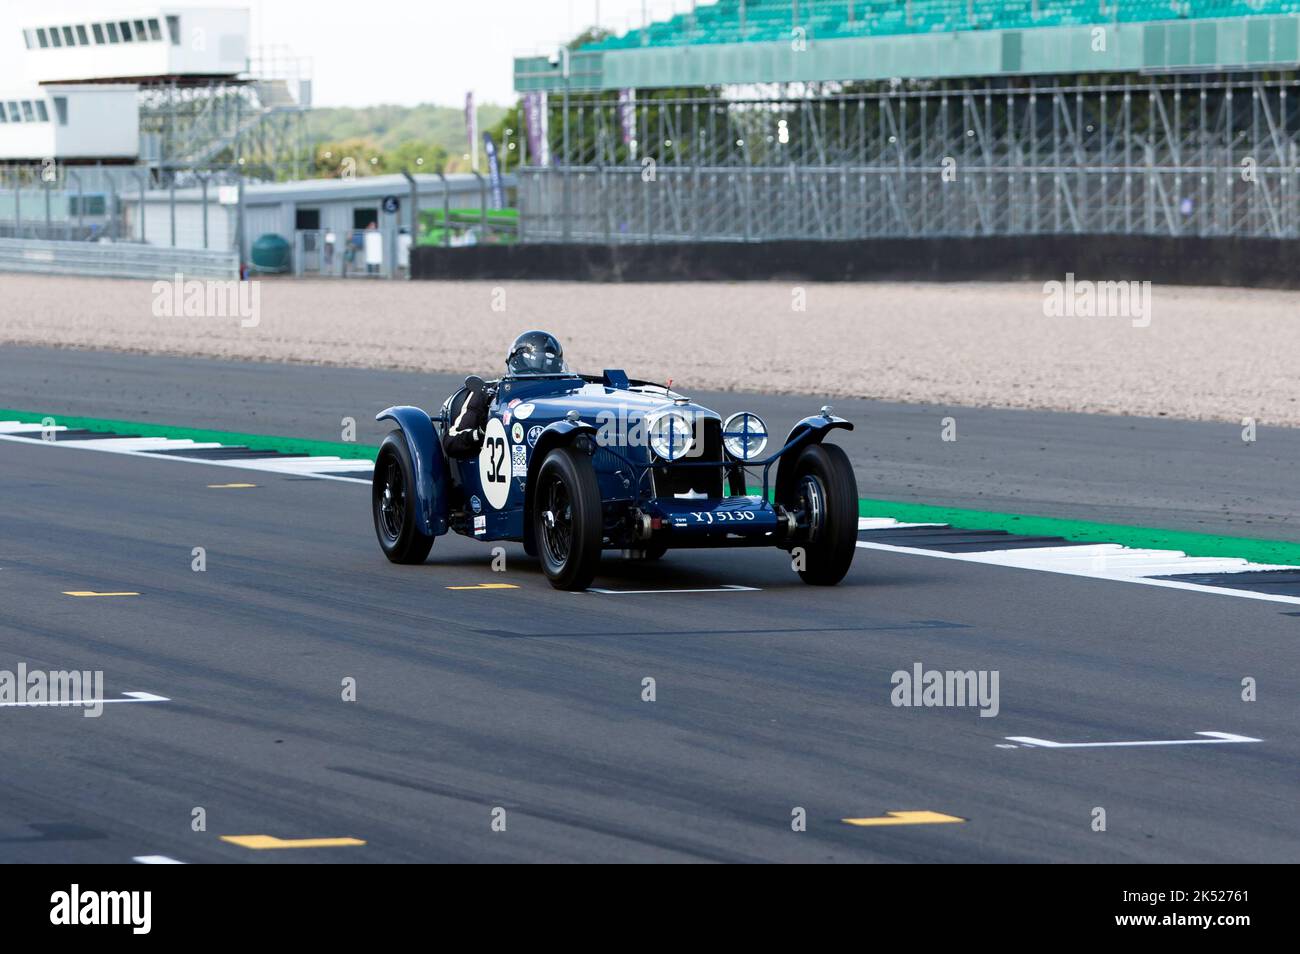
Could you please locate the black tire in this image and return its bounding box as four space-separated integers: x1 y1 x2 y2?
373 432 435 565
534 445 603 590
784 443 858 585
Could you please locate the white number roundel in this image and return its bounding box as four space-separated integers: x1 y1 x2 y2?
478 417 511 510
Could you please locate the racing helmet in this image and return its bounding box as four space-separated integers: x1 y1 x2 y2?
506 330 567 376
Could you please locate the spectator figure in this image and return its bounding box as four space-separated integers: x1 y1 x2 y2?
347 229 364 274
363 222 382 275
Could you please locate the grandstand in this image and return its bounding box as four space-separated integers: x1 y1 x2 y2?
513 1 1300 244
585 1 1300 49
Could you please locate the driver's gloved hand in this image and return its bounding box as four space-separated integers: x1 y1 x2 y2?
445 383 490 459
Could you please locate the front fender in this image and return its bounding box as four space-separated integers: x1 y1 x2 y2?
376 405 448 536
522 419 599 553
773 414 854 504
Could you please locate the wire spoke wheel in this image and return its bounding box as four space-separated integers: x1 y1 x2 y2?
533 444 602 590
540 473 573 565
796 473 826 544
372 432 434 565
379 459 405 542
780 442 857 586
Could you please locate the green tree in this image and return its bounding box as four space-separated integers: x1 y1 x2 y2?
315 137 386 176
390 140 450 173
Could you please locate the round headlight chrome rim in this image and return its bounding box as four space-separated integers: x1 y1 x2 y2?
648 410 696 462
722 411 769 462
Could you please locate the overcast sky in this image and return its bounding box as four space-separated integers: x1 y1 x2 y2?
0 0 701 106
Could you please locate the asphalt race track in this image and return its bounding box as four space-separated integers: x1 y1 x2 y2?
0 347 1297 862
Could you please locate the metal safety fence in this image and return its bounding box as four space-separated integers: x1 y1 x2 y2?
520 73 1300 243
0 164 243 250
0 237 238 280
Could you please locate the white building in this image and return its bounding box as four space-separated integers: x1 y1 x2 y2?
0 7 252 164
0 85 139 162
122 173 517 274
18 8 250 84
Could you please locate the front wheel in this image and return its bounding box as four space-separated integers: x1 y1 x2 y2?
373 432 435 564
784 443 858 585
534 445 603 590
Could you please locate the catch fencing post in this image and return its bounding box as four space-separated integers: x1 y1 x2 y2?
133 170 148 243
437 171 450 247
69 170 83 239
235 173 246 275
107 171 118 241
402 169 419 277
199 175 209 249
473 171 488 236
562 47 572 242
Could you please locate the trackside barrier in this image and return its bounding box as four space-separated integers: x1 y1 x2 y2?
0 237 238 281
409 235 1300 290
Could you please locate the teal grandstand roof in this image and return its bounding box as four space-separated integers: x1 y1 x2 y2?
584 1 1300 50
515 2 1300 91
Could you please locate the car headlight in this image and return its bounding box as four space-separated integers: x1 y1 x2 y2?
648 411 696 461
722 411 769 461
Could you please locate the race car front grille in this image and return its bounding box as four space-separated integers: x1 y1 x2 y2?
653 417 724 498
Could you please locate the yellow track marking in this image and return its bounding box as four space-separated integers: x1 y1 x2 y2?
841 811 966 827
446 583 520 590
63 591 140 597
220 835 366 850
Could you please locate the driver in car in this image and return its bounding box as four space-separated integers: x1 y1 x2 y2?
444 331 567 459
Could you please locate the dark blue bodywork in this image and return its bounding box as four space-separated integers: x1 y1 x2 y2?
378 370 850 552
376 406 448 536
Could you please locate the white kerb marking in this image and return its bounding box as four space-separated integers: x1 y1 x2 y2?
855 539 1300 605
0 433 374 484
1004 731 1262 749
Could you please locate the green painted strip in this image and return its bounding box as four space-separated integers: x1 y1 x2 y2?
856 497 1300 569
0 409 379 462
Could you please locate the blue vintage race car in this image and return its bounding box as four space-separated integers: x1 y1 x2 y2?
372 333 858 590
